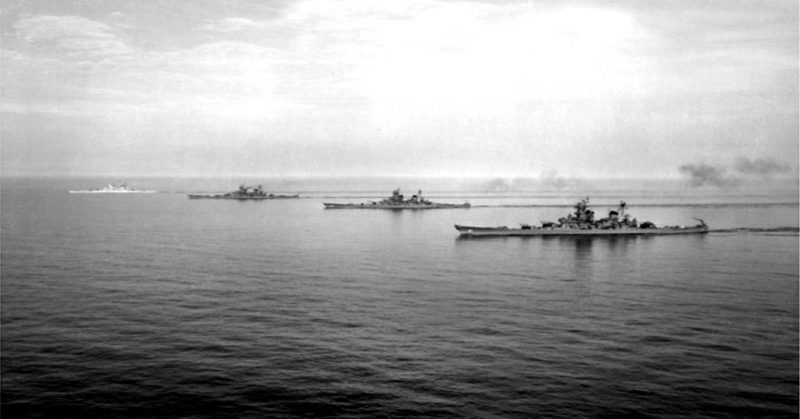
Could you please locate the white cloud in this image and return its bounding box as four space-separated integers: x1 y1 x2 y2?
4 2 795 122
201 17 260 32
1 0 796 177
4 14 292 120
13 15 130 60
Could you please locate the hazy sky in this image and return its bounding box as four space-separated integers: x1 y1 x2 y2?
1 0 797 178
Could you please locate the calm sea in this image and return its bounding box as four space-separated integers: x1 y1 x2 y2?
2 177 798 418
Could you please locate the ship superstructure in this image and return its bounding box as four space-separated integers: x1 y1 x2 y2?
324 188 470 209
456 197 707 237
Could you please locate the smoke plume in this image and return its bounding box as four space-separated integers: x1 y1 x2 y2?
678 163 740 188
480 178 515 192
540 170 573 190
733 157 791 177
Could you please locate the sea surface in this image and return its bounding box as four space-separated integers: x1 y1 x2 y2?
2 177 798 418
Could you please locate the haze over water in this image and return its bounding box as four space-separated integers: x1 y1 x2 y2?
2 176 797 417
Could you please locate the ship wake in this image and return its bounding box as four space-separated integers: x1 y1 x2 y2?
710 227 799 234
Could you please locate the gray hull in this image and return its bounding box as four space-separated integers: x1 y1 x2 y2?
324 202 470 209
188 194 299 200
455 224 709 237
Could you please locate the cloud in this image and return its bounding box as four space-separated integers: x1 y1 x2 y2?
201 17 260 32
4 13 291 118
733 157 791 177
678 163 741 188
2 1 797 177
13 15 130 60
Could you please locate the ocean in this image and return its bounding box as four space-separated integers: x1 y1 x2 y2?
2 177 798 418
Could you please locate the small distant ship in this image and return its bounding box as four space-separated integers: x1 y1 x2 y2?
69 183 155 194
188 184 300 200
456 197 708 237
324 188 470 209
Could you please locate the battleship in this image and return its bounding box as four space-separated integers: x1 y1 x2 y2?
456 197 708 237
69 183 155 194
188 185 299 200
324 188 470 209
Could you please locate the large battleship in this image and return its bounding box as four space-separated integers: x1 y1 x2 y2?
188 185 299 200
69 183 155 194
324 188 470 209
456 197 708 237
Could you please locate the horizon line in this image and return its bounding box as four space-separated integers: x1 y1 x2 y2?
3 173 799 181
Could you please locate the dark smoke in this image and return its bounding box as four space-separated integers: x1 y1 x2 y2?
734 157 791 177
678 163 740 188
478 173 580 191
540 170 573 190
481 178 515 192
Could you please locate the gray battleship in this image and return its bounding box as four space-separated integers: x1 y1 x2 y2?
324 188 470 209
456 197 708 237
188 185 299 200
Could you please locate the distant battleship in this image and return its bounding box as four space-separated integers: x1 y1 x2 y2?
69 183 155 194
456 197 708 237
188 185 299 200
324 188 470 209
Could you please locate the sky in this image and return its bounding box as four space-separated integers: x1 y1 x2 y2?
1 0 797 179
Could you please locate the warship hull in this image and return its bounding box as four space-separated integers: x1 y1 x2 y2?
324 202 470 209
69 190 156 194
188 194 299 200
455 224 709 237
